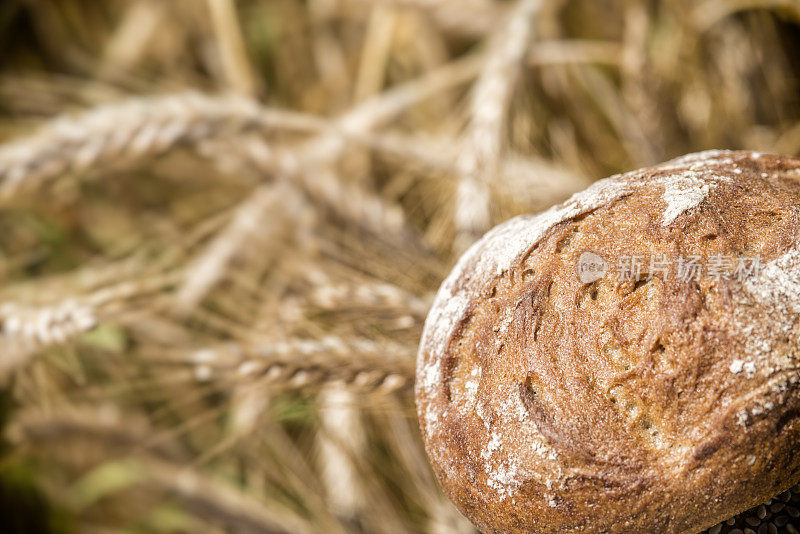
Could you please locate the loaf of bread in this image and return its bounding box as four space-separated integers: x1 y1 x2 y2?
416 150 800 533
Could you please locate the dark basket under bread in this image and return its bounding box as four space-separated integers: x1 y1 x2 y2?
416 150 800 533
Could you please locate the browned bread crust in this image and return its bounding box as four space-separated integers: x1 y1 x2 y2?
415 150 800 533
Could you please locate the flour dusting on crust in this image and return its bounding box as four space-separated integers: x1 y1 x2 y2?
737 246 800 367
660 173 711 226
744 247 800 316
732 245 800 427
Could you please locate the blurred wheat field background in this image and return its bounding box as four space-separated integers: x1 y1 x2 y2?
0 1 799 533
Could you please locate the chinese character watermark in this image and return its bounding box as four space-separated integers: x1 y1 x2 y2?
676 255 702 282
616 255 644 282
575 251 762 283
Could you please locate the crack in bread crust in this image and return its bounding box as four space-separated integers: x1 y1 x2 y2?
416 150 800 534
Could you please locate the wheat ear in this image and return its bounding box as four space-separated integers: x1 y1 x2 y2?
0 272 176 376
175 337 414 394
0 92 327 199
301 264 430 318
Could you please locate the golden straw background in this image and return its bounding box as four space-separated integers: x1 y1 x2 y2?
0 1 799 532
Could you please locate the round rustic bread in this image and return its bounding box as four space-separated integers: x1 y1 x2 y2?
416 150 800 533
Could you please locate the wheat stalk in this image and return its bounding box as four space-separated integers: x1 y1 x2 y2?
98 1 166 81
206 0 259 96
316 384 367 521
174 182 305 313
359 130 590 210
454 0 542 253
691 0 800 32
428 498 479 534
356 0 509 38
8 409 319 534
